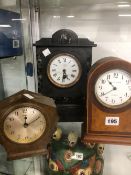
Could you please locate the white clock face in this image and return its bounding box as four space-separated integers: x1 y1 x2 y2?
95 69 131 108
4 107 46 144
47 53 81 87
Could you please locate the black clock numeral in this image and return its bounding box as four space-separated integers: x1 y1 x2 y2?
57 77 60 81
112 99 115 104
107 74 110 80
105 97 108 101
114 72 118 78
10 131 14 135
9 118 14 121
100 92 105 96
72 64 75 67
71 74 75 78
6 124 11 129
125 93 128 97
72 70 77 72
99 86 102 90
15 111 19 116
52 69 56 72
63 58 66 62
126 79 130 85
23 108 27 113
58 60 61 63
120 97 123 102
53 73 57 77
39 128 43 131
53 64 57 67
101 79 106 84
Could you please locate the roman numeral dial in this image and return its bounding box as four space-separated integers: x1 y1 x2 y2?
47 53 82 88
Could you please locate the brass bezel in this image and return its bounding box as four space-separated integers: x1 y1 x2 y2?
2 103 48 145
47 53 82 88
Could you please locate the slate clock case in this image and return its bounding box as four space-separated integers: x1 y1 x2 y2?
34 29 96 121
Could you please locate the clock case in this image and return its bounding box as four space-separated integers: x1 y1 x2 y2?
82 57 131 145
0 90 59 160
34 29 96 122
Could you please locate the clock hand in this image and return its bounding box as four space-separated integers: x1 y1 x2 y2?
28 116 40 126
24 116 40 128
107 79 117 89
24 116 28 128
62 69 67 82
101 87 117 96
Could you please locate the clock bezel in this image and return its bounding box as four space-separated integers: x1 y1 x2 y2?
47 53 82 88
1 102 49 145
94 68 131 109
89 58 131 112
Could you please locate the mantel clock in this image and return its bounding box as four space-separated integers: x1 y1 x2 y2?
0 90 58 160
34 29 96 122
83 57 131 145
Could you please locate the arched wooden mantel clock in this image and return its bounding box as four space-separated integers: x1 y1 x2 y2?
82 57 131 145
0 90 58 160
34 29 96 122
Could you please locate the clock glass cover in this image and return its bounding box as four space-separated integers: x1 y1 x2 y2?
95 69 131 108
47 53 82 88
4 107 46 144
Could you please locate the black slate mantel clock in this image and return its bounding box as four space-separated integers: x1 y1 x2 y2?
34 29 96 122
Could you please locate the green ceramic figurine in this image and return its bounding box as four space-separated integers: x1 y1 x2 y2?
45 127 104 175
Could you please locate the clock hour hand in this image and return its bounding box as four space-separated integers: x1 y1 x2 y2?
24 116 28 128
107 79 117 89
62 69 67 82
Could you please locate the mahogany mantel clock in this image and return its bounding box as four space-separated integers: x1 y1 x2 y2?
0 90 58 160
83 57 131 145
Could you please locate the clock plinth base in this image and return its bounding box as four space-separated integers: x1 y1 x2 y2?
7 148 48 160
83 134 131 145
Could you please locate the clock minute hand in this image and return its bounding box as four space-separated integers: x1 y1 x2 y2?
28 116 40 126
101 87 117 96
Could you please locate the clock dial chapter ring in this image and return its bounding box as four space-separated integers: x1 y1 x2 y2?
3 103 47 144
47 53 82 88
94 69 131 109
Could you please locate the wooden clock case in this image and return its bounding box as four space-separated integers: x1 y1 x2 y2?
34 29 96 122
0 90 58 160
82 57 131 145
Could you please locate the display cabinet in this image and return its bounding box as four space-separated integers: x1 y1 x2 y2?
0 0 131 175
